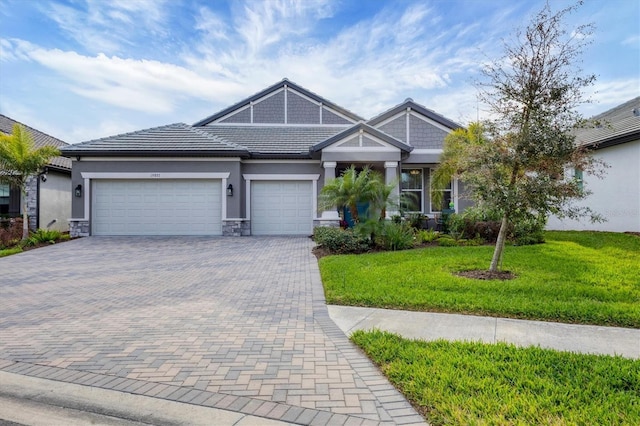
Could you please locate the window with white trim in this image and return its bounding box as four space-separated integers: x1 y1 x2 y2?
401 168 423 212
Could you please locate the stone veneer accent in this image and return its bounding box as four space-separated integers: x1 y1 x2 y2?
25 175 38 231
222 219 251 236
69 220 90 238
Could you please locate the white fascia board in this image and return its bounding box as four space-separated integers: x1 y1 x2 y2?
322 105 358 124
243 174 320 181
81 172 230 179
374 111 405 128
242 159 320 164
212 104 251 123
204 123 350 127
323 146 399 153
409 111 455 133
411 149 444 154
77 157 242 162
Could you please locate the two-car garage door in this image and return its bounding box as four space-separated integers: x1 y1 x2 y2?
92 180 222 236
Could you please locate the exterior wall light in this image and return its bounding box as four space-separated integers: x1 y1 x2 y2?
226 183 233 196
74 184 83 198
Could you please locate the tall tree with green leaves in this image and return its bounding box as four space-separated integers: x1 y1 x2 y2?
430 122 486 209
0 124 60 240
448 1 602 272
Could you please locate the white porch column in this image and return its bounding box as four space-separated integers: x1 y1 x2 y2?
384 161 400 219
321 161 340 219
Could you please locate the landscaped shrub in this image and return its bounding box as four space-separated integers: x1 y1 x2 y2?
447 207 545 245
437 235 459 247
313 226 371 254
511 213 546 245
0 218 23 249
25 229 65 246
406 213 425 230
375 221 415 251
417 229 439 243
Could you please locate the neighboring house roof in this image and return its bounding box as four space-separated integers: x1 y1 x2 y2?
0 114 71 171
197 125 347 158
577 96 640 149
310 123 413 153
193 78 365 126
61 123 249 157
367 98 462 130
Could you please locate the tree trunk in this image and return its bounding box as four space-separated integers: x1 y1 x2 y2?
489 215 509 272
349 204 359 224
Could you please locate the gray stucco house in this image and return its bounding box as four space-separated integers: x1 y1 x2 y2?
0 115 72 232
61 79 467 237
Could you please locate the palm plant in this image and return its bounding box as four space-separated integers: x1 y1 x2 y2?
320 165 391 224
0 124 60 240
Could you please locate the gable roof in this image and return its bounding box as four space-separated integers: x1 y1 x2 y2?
367 98 462 130
61 123 249 157
577 97 640 149
193 78 365 126
0 114 71 171
310 123 413 153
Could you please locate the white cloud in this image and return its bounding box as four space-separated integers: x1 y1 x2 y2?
3 39 246 113
43 0 170 54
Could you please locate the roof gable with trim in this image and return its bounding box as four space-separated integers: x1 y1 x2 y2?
194 79 364 127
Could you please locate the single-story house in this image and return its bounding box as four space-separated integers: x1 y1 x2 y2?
0 115 72 232
61 79 470 237
547 97 640 232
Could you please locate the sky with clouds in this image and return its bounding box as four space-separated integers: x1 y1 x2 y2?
0 0 638 144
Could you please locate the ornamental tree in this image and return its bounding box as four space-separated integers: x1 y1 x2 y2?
0 124 60 240
450 1 604 271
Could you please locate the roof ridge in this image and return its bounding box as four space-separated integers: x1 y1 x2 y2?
366 98 462 129
0 113 69 146
187 125 249 151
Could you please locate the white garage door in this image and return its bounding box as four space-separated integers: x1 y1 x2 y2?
92 180 222 236
251 181 313 235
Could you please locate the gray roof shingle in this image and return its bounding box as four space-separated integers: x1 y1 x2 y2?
0 114 71 171
61 123 249 156
576 97 640 148
197 125 347 157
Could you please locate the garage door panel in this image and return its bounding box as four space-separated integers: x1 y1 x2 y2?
92 179 222 236
251 181 313 235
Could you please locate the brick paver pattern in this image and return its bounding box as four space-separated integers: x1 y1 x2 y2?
0 237 424 425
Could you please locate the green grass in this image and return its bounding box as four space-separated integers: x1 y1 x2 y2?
0 247 22 257
352 330 640 425
319 231 640 327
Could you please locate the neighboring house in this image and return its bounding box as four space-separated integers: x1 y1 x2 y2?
547 97 640 232
0 115 72 232
61 79 467 237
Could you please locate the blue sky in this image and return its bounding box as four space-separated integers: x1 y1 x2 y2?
0 0 638 144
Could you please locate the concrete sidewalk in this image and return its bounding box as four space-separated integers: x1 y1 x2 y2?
328 306 640 359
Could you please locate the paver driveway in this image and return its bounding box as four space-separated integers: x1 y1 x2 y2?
0 237 424 425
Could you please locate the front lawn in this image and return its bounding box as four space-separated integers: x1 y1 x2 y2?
319 231 640 327
352 330 640 425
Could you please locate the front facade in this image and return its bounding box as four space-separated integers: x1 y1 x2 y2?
547 97 640 232
62 79 464 237
0 115 72 232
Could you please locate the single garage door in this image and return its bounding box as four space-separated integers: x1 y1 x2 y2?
251 181 313 235
92 180 222 236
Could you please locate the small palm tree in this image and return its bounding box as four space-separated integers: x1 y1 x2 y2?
320 165 388 224
0 124 60 240
430 122 486 209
